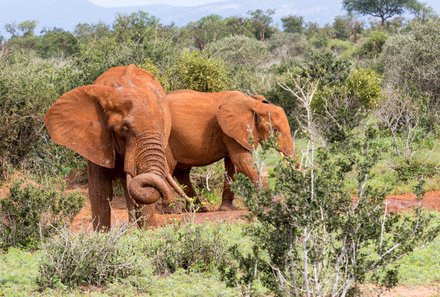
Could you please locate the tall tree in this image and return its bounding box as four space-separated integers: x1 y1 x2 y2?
225 16 253 37
37 28 79 58
187 15 227 50
343 0 418 26
5 20 37 38
248 9 274 41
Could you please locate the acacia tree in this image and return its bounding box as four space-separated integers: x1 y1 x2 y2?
343 0 419 26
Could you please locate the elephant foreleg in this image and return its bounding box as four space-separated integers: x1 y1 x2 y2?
219 156 238 211
88 161 113 231
224 140 269 210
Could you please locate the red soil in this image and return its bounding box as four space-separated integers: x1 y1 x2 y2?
69 188 440 233
69 192 249 233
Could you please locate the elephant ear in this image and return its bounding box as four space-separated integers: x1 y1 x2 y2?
217 99 260 151
44 85 116 168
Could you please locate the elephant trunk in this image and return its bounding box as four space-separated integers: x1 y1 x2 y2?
126 134 168 205
128 173 169 204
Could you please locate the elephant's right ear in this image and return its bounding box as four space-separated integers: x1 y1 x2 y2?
44 85 116 168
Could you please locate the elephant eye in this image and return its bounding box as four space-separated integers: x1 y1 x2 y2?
273 127 280 133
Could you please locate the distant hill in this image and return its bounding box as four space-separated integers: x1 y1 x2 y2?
1 0 439 37
1 0 343 37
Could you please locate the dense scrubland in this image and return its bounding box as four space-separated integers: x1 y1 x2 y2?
1 1 440 296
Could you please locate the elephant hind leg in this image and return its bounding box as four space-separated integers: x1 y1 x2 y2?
174 167 208 212
218 156 238 211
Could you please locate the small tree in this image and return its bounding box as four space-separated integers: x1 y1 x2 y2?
248 9 275 41
37 28 79 58
376 87 425 159
332 15 364 42
186 14 227 50
343 0 419 27
281 15 304 34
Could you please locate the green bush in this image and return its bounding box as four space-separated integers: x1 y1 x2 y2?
38 226 140 288
382 18 440 111
0 53 84 178
173 50 229 92
356 30 388 59
221 129 440 296
205 35 271 92
312 68 382 143
0 182 83 250
148 222 229 274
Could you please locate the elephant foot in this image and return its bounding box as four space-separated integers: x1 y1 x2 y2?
218 201 238 211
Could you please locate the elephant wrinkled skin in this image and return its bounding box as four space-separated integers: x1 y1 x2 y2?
165 90 296 211
45 64 171 230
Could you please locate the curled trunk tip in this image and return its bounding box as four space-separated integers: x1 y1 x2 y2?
128 173 169 205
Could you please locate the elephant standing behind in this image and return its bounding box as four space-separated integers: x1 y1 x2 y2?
45 64 184 230
165 90 296 211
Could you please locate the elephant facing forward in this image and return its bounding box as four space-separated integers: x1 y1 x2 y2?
45 64 185 230
165 90 296 211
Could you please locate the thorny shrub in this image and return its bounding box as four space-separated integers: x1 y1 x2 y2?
38 226 140 288
0 181 83 250
220 129 440 296
148 222 229 275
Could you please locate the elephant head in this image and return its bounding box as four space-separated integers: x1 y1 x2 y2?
44 64 170 206
217 94 296 159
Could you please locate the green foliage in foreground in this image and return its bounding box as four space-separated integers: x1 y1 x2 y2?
0 220 439 296
38 226 141 289
147 221 229 274
0 182 83 250
223 130 440 296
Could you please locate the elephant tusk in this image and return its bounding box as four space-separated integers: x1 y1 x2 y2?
166 174 194 203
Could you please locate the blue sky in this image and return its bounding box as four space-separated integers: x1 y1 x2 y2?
88 0 221 7
89 0 440 11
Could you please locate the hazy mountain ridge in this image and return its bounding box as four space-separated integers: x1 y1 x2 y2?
1 0 342 36
1 0 439 37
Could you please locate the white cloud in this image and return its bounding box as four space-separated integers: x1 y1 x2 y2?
88 0 222 7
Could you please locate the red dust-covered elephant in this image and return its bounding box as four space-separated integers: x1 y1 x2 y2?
165 90 296 211
44 64 186 230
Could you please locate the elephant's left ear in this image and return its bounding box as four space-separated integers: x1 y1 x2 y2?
216 100 260 151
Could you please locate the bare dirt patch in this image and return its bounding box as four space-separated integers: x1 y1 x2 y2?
69 194 248 233
386 191 440 212
361 284 440 297
69 189 440 232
